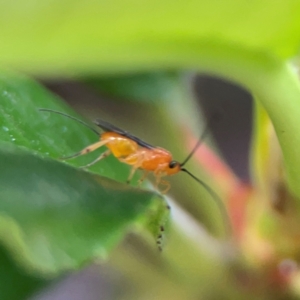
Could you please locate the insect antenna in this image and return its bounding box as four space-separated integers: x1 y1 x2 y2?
39 108 99 135
180 113 220 167
180 168 231 236
179 114 231 236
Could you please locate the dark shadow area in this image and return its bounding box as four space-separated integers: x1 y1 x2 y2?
195 75 253 181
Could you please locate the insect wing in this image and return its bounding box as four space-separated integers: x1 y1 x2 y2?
95 119 155 149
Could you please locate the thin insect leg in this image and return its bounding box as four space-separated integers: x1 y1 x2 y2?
126 167 139 184
60 140 109 160
153 167 170 193
80 149 111 169
118 152 141 165
120 152 145 184
153 168 163 191
158 179 171 194
138 170 149 187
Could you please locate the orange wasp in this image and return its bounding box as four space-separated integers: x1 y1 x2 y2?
40 108 230 234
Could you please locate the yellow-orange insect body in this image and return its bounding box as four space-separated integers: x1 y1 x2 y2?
138 148 180 175
72 130 182 192
101 132 138 158
101 129 180 175
39 108 230 234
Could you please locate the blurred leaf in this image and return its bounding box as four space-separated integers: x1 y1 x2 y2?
0 0 300 75
248 69 300 198
86 72 184 103
0 143 166 275
0 246 46 300
0 71 130 182
0 72 169 275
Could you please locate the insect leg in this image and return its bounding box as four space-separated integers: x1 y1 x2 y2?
126 167 139 184
60 140 109 160
158 179 171 194
153 168 170 194
80 149 111 169
138 170 149 187
120 152 145 184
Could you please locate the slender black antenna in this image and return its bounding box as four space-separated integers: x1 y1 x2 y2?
180 113 220 167
39 108 99 136
181 168 231 236
179 112 230 235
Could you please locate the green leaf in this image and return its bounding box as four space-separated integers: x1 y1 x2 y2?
249 64 300 198
0 0 300 74
0 72 169 275
0 143 166 274
0 246 47 300
86 72 183 103
0 71 129 182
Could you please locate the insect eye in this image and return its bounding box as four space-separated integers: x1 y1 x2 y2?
169 161 178 168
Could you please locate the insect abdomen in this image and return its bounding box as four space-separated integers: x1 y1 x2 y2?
101 132 138 158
